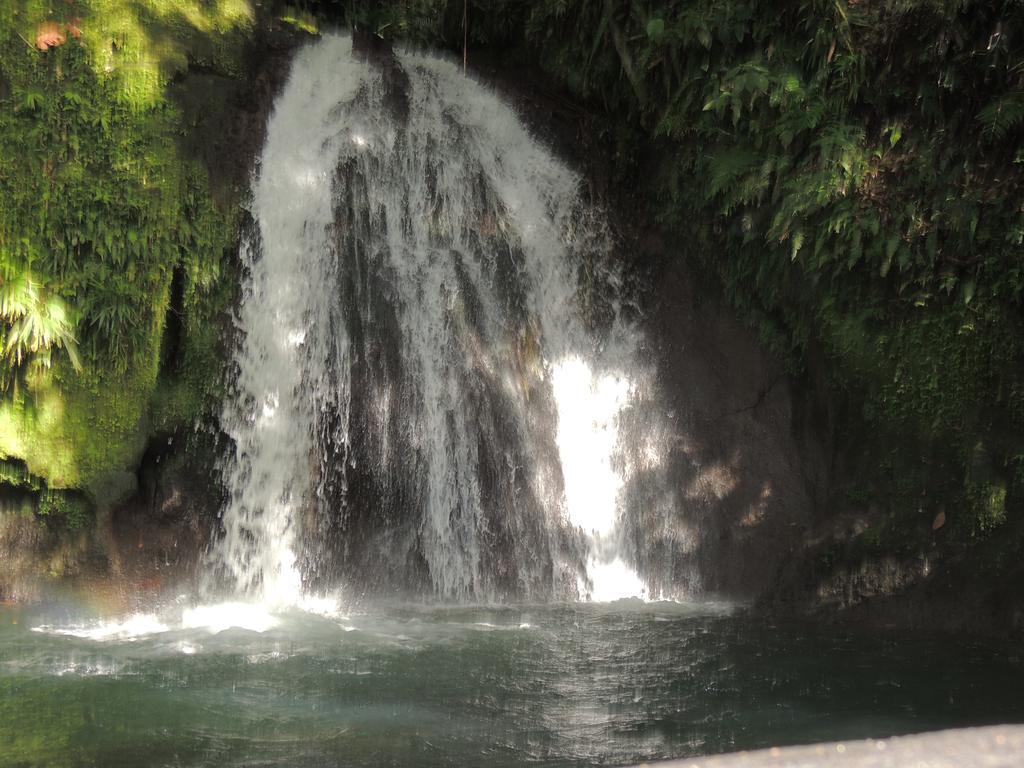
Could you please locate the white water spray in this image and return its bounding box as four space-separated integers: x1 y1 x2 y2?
208 34 671 604
210 38 368 603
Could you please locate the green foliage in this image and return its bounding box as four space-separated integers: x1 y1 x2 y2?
294 0 528 51
513 0 1024 534
0 272 80 390
967 481 1008 535
36 487 92 529
0 1 246 500
0 456 93 527
978 90 1024 142
0 7 234 372
0 457 42 491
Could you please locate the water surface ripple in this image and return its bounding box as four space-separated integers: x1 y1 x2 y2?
3 602 1022 767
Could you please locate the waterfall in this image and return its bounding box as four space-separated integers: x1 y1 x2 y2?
208 34 680 604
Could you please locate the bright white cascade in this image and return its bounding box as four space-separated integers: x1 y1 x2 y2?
209 38 369 603
550 357 648 601
208 34 669 604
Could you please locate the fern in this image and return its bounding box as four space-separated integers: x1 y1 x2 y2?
0 274 81 385
978 91 1024 141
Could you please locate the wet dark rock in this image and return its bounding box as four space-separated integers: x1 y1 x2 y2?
0 427 224 602
169 14 315 206
352 28 410 124
106 429 226 592
0 490 100 601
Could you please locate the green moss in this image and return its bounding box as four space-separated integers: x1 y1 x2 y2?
151 258 237 432
972 483 1008 534
2 0 252 105
0 456 42 491
0 457 94 528
0 358 155 498
280 6 319 35
0 2 247 503
36 487 93 530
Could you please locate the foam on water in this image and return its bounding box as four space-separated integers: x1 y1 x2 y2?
32 613 170 642
29 593 347 643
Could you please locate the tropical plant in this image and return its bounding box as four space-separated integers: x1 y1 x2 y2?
0 272 81 389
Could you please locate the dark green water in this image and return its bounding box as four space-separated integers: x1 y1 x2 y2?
1 600 1022 767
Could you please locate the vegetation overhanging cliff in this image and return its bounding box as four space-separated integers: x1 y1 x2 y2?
0 0 253 515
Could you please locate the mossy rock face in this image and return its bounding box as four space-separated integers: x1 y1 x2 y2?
0 492 99 600
0 3 316 508
0 458 95 530
0 459 98 598
0 457 42 492
0 2 262 502
0 425 223 598
0 357 157 506
37 488 93 530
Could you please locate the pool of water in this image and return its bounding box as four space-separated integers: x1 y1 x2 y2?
1 600 1022 767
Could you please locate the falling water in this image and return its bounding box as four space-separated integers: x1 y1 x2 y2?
209 34 678 604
